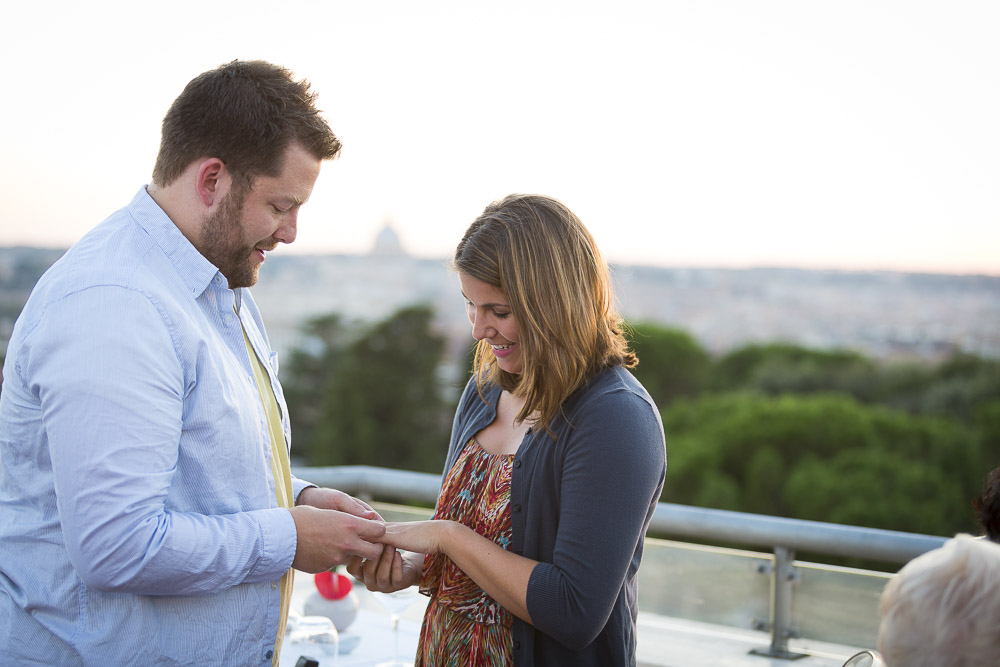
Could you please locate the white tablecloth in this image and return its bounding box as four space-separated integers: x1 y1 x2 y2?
280 571 428 667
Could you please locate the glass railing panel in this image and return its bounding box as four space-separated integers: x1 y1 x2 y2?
638 537 771 631
371 506 773 628
369 502 891 650
792 561 891 648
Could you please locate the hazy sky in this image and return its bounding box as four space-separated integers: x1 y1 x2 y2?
3 1 999 275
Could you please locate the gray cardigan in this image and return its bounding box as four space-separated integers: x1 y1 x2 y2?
440 366 667 666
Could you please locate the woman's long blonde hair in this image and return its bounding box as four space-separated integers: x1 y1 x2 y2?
454 194 636 432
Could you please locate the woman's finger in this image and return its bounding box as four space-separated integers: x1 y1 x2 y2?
391 550 404 587
376 545 397 588
345 556 365 581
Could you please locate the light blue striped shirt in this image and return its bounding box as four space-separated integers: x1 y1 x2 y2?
0 187 313 665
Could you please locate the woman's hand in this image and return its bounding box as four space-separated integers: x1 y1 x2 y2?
346 520 454 593
379 520 453 555
346 546 422 594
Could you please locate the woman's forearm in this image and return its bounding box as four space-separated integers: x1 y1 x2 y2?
380 520 538 623
437 521 536 624
381 520 538 623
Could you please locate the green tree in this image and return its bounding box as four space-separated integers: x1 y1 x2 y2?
973 399 1000 471
627 322 711 406
707 343 1000 426
785 448 965 534
283 313 352 463
907 354 1000 422
709 343 879 400
314 305 453 473
660 392 981 536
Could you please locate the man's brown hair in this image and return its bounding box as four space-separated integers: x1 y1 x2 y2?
152 60 341 189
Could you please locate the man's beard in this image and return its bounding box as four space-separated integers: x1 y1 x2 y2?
200 187 261 289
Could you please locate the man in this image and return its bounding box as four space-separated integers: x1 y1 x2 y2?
973 465 999 542
878 534 1000 666
0 60 386 665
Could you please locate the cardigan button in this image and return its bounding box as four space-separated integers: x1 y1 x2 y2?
513 503 522 513
514 640 521 650
513 459 521 468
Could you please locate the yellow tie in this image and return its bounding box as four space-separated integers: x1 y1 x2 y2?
241 322 294 666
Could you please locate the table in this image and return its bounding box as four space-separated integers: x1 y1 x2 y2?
281 570 860 667
280 571 427 667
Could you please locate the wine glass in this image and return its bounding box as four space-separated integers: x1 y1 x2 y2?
371 586 422 667
283 615 340 666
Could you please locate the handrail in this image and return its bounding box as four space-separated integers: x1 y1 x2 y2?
294 465 441 504
651 502 947 564
294 464 947 564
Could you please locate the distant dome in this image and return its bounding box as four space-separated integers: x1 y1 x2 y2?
371 222 405 256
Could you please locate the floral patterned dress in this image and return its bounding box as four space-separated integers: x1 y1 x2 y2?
416 438 514 666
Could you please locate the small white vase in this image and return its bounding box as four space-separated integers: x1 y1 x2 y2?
303 588 360 632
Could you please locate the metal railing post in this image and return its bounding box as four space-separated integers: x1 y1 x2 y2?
750 546 806 660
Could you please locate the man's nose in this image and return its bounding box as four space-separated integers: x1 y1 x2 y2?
275 214 298 244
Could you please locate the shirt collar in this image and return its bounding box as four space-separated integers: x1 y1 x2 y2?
128 186 224 299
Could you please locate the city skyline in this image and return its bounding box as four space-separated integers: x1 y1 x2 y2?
3 243 999 367
2 1 999 276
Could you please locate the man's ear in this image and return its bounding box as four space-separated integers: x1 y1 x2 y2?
195 158 230 207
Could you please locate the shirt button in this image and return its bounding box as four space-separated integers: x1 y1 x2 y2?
265 650 273 659
271 582 278 590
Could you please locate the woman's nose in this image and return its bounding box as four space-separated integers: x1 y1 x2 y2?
471 314 494 340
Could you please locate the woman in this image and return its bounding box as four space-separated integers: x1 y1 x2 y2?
348 194 666 666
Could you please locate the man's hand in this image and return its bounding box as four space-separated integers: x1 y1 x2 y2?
289 505 386 573
296 486 384 522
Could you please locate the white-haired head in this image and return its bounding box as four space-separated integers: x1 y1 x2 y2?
878 534 1000 666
